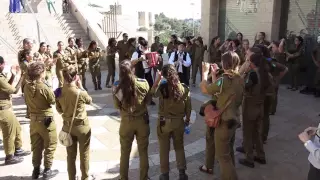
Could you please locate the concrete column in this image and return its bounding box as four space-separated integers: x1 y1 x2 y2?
270 0 282 41
200 0 219 46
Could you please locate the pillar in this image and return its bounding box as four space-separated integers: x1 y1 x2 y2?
200 0 220 46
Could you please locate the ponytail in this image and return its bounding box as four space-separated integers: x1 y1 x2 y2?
161 64 182 101
117 60 136 107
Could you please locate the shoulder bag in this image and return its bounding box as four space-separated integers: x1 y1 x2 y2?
59 89 81 147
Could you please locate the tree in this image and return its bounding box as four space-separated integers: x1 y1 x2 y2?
154 13 200 45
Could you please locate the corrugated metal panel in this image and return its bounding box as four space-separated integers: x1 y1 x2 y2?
286 0 317 37
219 0 275 44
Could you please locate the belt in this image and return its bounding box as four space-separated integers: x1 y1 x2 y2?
63 120 86 126
0 105 11 110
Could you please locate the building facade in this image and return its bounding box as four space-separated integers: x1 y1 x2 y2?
201 0 319 46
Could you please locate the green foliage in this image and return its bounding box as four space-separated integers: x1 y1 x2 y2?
154 13 200 45
137 27 148 31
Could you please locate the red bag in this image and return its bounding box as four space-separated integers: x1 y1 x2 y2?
204 94 236 128
145 52 159 68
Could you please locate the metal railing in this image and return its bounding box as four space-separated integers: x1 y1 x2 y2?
25 1 51 45
0 36 18 54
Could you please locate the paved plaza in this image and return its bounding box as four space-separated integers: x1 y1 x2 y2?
0 70 319 180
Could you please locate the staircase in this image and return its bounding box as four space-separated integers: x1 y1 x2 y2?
10 13 91 49
56 14 91 47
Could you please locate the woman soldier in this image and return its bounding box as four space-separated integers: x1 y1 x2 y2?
269 40 288 115
87 41 102 90
208 36 222 66
127 38 137 59
55 65 92 180
286 36 304 91
199 52 244 180
24 62 59 179
0 56 30 165
253 32 270 47
191 37 206 87
151 64 191 180
238 51 268 168
106 38 117 88
34 42 55 88
112 60 150 180
76 38 89 91
65 37 78 67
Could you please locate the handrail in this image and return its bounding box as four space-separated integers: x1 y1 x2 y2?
0 36 18 54
25 1 51 45
294 0 308 28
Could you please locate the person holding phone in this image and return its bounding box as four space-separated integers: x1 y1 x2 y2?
299 125 320 180
24 62 59 179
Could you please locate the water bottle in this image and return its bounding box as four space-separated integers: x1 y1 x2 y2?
190 110 197 124
184 125 190 135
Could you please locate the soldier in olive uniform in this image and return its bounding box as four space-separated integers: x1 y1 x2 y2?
151 64 190 180
18 38 33 119
117 33 129 62
238 53 267 168
88 41 102 90
151 36 164 70
127 38 137 59
199 52 244 180
65 37 78 67
113 60 150 180
55 65 92 180
0 56 31 165
253 32 270 47
53 41 66 87
24 62 59 179
286 36 304 91
34 42 54 88
106 38 117 88
208 36 221 65
192 37 206 87
76 38 89 91
270 40 287 114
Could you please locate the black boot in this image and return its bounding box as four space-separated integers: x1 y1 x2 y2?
236 146 245 154
94 82 98 91
98 83 102 90
159 173 169 180
179 169 188 180
14 148 31 156
32 166 42 179
43 168 59 180
238 158 254 168
5 154 23 165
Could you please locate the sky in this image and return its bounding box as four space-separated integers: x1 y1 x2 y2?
87 0 201 19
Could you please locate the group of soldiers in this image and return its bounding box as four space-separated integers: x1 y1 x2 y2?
0 29 319 180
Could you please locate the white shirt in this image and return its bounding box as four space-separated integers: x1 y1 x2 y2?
131 47 151 73
168 51 191 73
305 123 320 169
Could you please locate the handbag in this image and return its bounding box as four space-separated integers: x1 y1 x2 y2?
59 89 81 147
204 94 236 128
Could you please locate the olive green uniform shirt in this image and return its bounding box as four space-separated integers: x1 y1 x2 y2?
0 73 15 107
56 85 92 122
117 40 129 61
206 73 244 121
113 78 150 118
23 81 55 116
151 82 191 119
